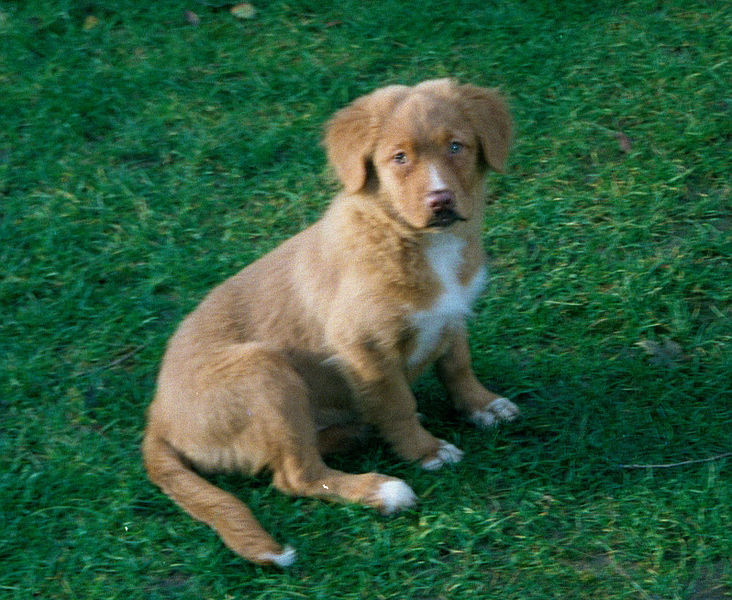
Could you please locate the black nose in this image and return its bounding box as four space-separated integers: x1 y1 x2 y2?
426 190 455 212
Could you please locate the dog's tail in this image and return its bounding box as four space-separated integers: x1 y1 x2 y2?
141 433 296 567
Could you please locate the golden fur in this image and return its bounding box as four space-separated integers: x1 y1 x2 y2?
143 79 518 566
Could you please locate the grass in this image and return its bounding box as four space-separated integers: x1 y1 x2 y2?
1 0 730 598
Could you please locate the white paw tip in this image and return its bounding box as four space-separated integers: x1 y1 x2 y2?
438 441 464 462
377 480 417 515
422 441 464 470
491 397 520 419
258 545 297 567
470 409 498 428
470 397 520 427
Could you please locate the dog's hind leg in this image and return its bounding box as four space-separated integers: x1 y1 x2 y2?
201 345 417 514
143 342 314 567
261 373 417 516
146 342 415 564
271 450 417 516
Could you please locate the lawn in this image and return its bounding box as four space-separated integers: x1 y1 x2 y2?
1 0 730 598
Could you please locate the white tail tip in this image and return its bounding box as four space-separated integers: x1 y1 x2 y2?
259 545 297 567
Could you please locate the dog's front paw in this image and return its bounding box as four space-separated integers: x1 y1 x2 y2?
421 440 464 471
469 397 520 428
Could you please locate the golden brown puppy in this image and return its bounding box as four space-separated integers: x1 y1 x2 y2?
143 79 519 566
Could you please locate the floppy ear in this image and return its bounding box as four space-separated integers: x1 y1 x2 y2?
458 85 512 172
324 85 408 193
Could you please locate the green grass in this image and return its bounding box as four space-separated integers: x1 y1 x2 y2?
1 0 730 598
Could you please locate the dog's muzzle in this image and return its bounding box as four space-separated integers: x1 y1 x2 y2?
426 190 466 228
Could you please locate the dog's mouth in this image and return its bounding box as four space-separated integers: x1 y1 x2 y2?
427 208 466 228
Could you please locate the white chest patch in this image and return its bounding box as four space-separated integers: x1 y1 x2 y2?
407 234 486 368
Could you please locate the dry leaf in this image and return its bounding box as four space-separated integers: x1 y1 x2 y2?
231 3 256 19
184 10 200 26
83 15 99 30
616 131 632 153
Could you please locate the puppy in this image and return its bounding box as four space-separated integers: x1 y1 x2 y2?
143 79 518 566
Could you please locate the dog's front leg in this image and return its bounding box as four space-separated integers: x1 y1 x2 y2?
435 327 520 427
341 348 463 470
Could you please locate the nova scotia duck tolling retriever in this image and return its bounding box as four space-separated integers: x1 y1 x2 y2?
143 78 519 566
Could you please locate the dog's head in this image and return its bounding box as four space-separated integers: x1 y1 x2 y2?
324 79 512 230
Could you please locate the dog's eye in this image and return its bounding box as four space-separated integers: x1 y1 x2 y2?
449 141 463 155
392 151 408 164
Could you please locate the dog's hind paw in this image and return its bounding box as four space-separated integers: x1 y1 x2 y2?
376 479 417 514
469 397 520 428
421 440 464 471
